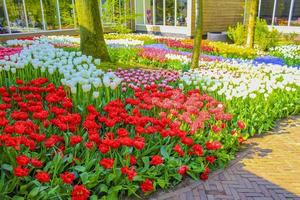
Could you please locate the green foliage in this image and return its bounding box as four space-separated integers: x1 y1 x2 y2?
282 32 298 44
254 18 281 51
227 19 281 51
227 23 246 45
108 47 139 64
101 0 136 34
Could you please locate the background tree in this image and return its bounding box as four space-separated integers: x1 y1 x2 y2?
75 0 110 61
246 0 258 48
191 0 203 69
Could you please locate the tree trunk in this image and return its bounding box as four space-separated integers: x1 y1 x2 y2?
191 0 203 69
75 0 111 62
246 0 258 48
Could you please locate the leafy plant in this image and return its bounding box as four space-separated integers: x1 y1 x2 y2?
254 18 281 51
227 19 281 51
101 0 137 34
227 22 246 45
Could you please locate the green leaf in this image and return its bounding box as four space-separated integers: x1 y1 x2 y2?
106 173 116 184
160 146 169 159
157 179 167 188
107 191 118 200
12 196 25 200
75 166 86 172
141 157 149 171
80 172 89 185
28 187 39 197
90 195 98 200
1 164 13 172
111 185 122 192
133 175 144 181
99 184 108 193
47 186 59 196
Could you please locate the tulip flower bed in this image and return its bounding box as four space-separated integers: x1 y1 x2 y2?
179 61 300 135
110 45 222 70
0 77 245 199
270 45 300 67
0 43 122 109
115 68 179 91
157 38 215 53
1 33 300 199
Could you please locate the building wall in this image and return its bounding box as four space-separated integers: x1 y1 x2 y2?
202 0 244 33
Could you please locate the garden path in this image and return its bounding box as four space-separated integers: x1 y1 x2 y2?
151 115 300 200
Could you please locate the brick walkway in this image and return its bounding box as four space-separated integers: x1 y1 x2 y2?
151 115 300 200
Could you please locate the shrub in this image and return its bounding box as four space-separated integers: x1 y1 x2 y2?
227 22 246 45
254 19 281 51
227 19 281 51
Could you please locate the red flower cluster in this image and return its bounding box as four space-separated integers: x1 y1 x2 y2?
35 171 50 183
71 185 90 200
60 172 76 184
140 179 154 193
13 155 43 177
177 165 189 175
150 155 164 165
121 166 137 181
200 167 210 180
14 166 29 177
0 78 81 152
99 158 114 169
158 38 194 49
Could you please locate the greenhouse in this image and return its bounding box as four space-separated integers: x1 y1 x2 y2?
0 0 299 199
1 0 299 36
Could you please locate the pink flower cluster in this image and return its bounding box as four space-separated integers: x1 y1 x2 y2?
138 47 170 62
0 47 23 60
115 69 179 91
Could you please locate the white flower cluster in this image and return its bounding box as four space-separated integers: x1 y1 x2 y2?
180 61 300 100
165 53 190 64
6 39 36 47
105 39 144 47
270 45 300 60
0 43 122 93
37 35 80 46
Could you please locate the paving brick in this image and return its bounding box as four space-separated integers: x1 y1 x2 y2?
150 116 300 200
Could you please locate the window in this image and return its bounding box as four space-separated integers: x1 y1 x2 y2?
0 0 8 34
165 0 175 26
176 0 187 26
6 0 27 32
274 0 291 26
260 0 274 25
100 0 113 24
155 0 163 25
25 0 44 31
60 0 75 29
291 0 300 26
145 0 153 25
42 0 60 30
135 0 144 24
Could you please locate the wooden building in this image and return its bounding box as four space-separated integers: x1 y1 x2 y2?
134 0 245 37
